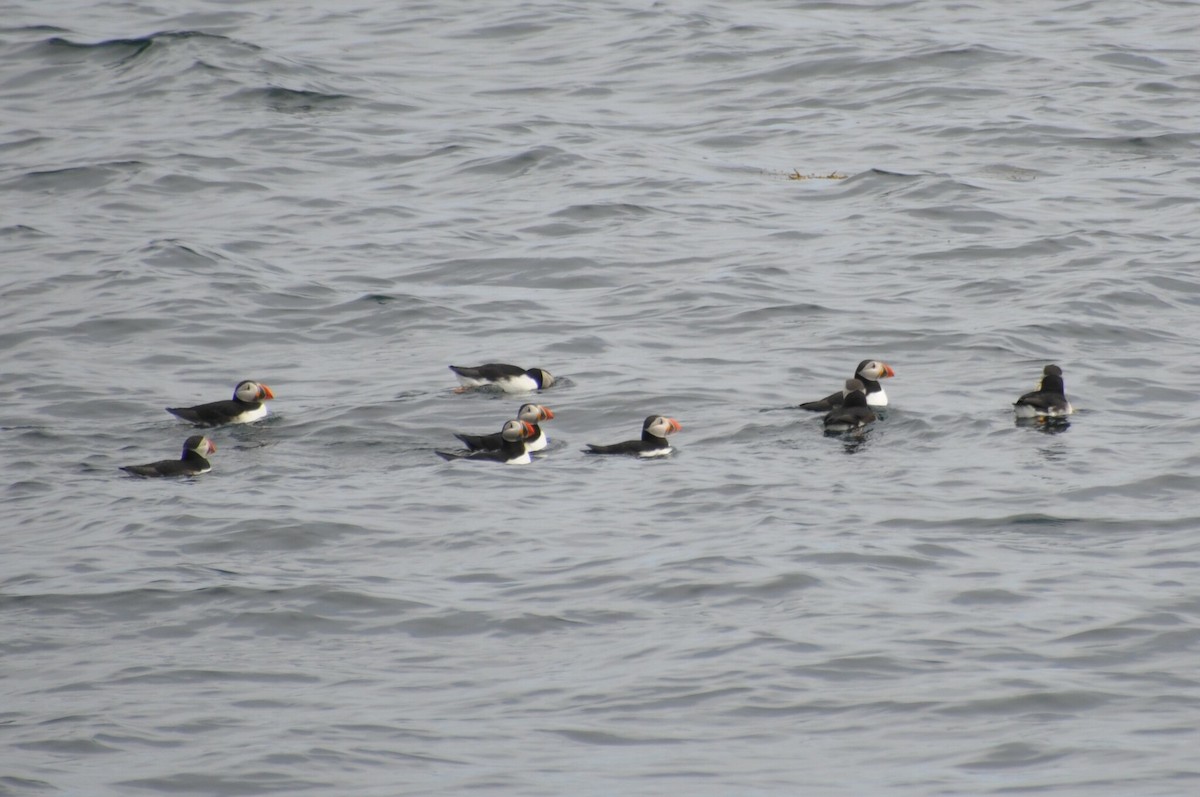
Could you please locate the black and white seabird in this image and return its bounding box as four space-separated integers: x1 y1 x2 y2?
167 380 275 426
120 435 216 477
1014 364 1073 419
798 360 895 411
449 363 555 394
822 379 877 432
438 419 537 464
585 415 681 457
454 404 555 452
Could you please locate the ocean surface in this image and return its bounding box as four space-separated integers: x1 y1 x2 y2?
3 1 1200 794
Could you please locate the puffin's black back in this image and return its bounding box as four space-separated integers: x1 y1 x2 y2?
121 436 212 477
449 363 524 380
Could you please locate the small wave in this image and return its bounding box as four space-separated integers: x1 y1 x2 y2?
224 86 356 113
455 145 580 177
43 30 246 66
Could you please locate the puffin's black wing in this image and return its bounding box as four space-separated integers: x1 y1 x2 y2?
453 431 503 451
448 363 524 381
797 390 844 412
166 399 250 426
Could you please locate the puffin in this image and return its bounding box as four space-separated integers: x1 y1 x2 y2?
121 435 216 477
437 419 537 464
167 380 275 426
454 404 554 452
822 379 877 432
449 363 555 394
585 415 682 457
1014 364 1073 419
798 360 895 411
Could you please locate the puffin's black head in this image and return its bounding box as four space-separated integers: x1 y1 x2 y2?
517 403 554 423
500 419 536 442
234 380 275 403
1040 374 1066 395
842 379 869 408
641 415 682 440
855 360 896 382
525 368 554 389
183 435 216 457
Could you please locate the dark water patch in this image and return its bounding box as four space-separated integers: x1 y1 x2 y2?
950 589 1030 606
179 521 362 554
939 690 1113 718
740 44 1014 85
401 256 613 289
14 736 120 755
547 728 686 746
455 145 579 177
550 202 656 221
0 776 56 792
225 610 346 638
1094 51 1168 72
392 610 515 638
0 222 50 239
225 86 356 113
110 667 320 687
632 571 820 604
1069 131 1200 153
10 161 146 193
797 655 927 681
254 292 463 338
800 551 940 574
117 770 333 794
149 172 269 195
958 740 1071 770
451 20 553 40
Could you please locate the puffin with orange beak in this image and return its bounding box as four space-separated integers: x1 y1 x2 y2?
585 415 682 457
166 380 275 426
454 404 555 452
121 435 216 477
448 363 555 394
438 419 538 464
797 360 895 411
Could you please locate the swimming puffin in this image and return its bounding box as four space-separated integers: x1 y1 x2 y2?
454 404 555 452
822 379 877 432
449 363 555 394
121 435 216 477
167 380 275 426
585 415 681 457
798 360 895 410
437 419 537 464
1014 364 1073 419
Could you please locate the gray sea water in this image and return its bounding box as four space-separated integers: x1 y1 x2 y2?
4 1 1200 794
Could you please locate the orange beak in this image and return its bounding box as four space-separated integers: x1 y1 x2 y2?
259 384 275 400
207 439 217 454
668 418 682 432
539 406 555 420
882 364 896 378
521 421 536 438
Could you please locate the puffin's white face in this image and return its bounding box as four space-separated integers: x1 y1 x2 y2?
517 403 554 423
531 369 555 389
234 380 274 402
859 361 895 381
645 416 682 439
500 419 536 442
185 435 217 457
